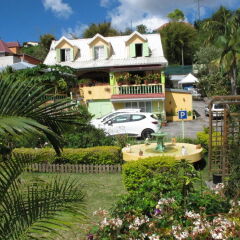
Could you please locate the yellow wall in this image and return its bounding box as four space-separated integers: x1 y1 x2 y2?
56 40 72 49
80 85 112 101
126 35 146 45
152 101 164 113
89 38 108 47
165 90 193 121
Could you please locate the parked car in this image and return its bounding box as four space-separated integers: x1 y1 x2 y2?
205 103 224 117
94 112 160 139
90 109 141 127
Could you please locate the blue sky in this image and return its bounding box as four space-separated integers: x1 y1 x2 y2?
1 0 240 43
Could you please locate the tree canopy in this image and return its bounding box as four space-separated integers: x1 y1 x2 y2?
21 33 55 61
167 9 185 22
136 24 148 34
160 22 197 65
83 22 119 38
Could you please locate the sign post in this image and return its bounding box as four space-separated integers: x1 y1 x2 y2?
178 110 188 139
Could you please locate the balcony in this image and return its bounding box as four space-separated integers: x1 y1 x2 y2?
113 84 164 95
111 83 165 101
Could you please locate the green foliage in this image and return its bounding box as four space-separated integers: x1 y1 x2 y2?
167 9 185 22
196 128 209 150
136 24 148 34
94 161 231 239
40 33 55 51
83 22 119 38
0 154 86 240
13 146 123 165
0 64 77 95
197 68 230 97
21 45 46 61
159 22 198 65
0 77 83 156
21 33 55 61
122 156 176 191
198 6 240 95
63 125 114 148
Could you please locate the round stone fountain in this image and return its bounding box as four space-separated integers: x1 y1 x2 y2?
122 120 203 163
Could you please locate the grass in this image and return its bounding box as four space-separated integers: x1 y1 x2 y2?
22 172 126 239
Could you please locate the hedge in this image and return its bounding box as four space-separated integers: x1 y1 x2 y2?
13 146 122 165
122 156 176 192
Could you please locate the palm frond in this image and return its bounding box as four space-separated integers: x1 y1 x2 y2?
0 154 86 240
0 77 84 153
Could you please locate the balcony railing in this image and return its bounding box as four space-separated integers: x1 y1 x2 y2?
112 84 164 95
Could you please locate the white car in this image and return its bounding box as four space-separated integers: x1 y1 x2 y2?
90 109 141 127
95 112 160 139
205 103 224 117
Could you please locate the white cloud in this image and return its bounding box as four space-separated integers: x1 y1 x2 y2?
107 0 240 31
42 0 73 18
62 24 88 39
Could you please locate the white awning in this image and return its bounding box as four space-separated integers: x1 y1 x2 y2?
178 73 198 84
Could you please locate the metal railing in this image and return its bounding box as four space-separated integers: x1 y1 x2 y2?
112 84 164 95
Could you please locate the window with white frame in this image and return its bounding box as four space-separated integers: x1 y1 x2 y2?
60 48 71 62
125 101 152 112
94 46 105 59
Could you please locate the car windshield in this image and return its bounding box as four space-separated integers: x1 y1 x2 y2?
102 112 120 122
215 104 224 109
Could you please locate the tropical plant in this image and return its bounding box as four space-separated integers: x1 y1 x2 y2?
0 64 77 95
202 7 240 95
0 154 85 240
0 77 83 155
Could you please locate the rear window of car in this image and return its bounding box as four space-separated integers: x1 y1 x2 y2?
131 114 146 121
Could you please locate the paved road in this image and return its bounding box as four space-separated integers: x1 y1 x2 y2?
163 100 209 139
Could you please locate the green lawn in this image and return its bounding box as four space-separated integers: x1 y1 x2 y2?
22 172 126 239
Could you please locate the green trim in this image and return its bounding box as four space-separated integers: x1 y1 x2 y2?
56 49 61 62
129 43 136 58
143 42 149 57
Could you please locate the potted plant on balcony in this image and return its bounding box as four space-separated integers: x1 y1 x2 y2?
153 73 161 84
79 78 92 87
118 73 133 85
133 75 142 85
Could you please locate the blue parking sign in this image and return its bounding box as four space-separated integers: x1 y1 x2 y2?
178 110 188 120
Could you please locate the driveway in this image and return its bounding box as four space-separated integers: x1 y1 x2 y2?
162 100 209 139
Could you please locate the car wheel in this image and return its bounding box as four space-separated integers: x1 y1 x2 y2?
141 128 154 139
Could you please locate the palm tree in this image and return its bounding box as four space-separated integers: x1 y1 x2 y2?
203 8 240 95
216 15 240 95
0 77 82 155
0 154 85 239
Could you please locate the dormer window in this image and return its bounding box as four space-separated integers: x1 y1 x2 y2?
135 44 143 57
61 48 71 62
94 46 105 59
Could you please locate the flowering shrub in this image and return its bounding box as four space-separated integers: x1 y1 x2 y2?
91 161 240 239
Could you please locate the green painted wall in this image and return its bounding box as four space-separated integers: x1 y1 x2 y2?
152 101 165 114
88 100 114 119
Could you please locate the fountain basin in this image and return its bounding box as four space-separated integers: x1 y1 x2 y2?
122 143 203 163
